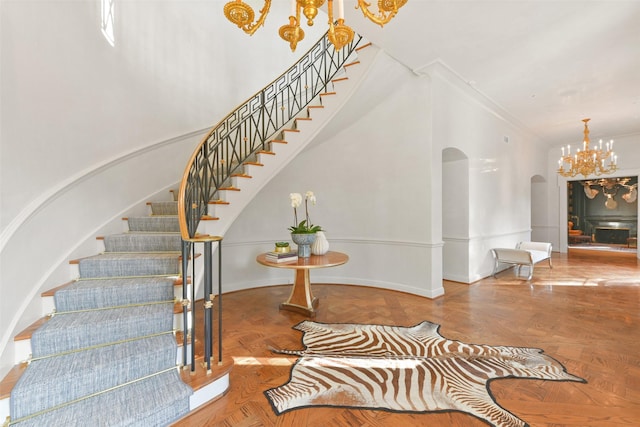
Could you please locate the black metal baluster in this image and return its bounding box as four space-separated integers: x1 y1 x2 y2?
190 242 196 372
176 31 363 377
203 240 213 373
217 240 223 364
181 240 190 369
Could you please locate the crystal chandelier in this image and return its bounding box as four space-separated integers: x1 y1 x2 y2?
557 118 617 178
223 0 407 51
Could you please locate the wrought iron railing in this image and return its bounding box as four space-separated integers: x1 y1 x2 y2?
177 31 363 240
176 30 364 371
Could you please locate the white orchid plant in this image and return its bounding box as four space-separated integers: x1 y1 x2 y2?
288 191 322 234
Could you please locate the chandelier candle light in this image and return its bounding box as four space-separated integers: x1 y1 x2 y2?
557 118 617 178
223 0 407 51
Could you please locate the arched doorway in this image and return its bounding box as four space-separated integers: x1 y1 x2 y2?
442 147 470 282
530 174 547 242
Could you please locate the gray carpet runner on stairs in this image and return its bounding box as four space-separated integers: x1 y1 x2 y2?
54 277 175 312
10 200 192 426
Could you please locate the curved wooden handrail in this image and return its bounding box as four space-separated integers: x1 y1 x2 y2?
177 30 364 240
176 30 364 371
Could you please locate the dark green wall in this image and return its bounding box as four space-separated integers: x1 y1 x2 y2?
568 176 638 242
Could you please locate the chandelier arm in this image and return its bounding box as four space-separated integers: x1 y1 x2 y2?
248 1 272 35
224 0 272 36
244 1 272 35
356 0 405 27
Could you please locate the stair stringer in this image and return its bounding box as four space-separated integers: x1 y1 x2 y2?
198 44 381 241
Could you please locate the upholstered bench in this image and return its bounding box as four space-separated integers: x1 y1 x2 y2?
491 241 552 280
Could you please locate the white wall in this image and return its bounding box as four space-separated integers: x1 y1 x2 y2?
425 62 548 282
219 52 551 293
219 52 444 299
0 0 325 376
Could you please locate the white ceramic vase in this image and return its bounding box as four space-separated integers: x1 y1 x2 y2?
311 231 330 255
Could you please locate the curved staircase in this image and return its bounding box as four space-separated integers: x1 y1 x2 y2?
2 199 204 426
0 33 379 426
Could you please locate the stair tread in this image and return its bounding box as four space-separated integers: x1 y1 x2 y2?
15 317 49 341
102 232 182 252
43 276 183 298
107 232 180 236
41 280 75 297
31 304 175 358
11 335 179 419
8 370 192 427
53 276 176 312
0 364 26 400
81 252 181 258
125 215 178 219
3 331 230 402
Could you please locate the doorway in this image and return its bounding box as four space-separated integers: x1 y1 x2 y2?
567 176 637 255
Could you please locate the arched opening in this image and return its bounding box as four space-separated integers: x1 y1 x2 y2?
442 147 470 282
530 174 547 242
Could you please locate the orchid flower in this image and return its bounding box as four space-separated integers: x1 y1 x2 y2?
289 191 322 234
290 193 302 225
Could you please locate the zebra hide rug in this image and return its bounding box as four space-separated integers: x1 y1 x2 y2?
264 320 586 427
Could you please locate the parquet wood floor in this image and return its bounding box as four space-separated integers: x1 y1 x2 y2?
173 252 640 426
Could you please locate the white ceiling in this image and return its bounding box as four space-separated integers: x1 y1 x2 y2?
343 0 640 146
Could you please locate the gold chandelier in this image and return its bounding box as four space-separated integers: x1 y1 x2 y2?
557 118 617 178
223 0 407 51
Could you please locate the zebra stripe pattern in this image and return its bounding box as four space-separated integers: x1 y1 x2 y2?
265 321 586 427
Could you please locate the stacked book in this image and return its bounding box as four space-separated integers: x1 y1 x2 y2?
265 251 298 263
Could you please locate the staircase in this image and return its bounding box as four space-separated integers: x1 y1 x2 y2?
177 43 380 242
0 197 223 426
1 32 380 426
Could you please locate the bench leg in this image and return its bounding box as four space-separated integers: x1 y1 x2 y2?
527 263 533 280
